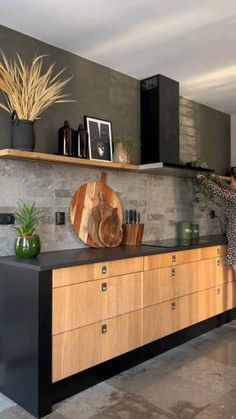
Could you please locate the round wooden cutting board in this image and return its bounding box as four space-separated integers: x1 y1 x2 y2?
70 173 123 247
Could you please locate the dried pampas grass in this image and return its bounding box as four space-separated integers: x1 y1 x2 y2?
0 52 72 121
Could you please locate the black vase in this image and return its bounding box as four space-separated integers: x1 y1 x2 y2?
11 112 35 151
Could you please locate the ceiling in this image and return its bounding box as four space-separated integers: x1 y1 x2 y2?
0 0 236 114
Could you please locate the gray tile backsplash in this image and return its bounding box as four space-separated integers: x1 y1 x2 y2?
0 159 224 256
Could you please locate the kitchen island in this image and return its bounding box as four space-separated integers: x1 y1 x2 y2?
0 235 235 418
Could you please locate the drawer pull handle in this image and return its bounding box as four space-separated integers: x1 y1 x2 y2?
101 282 107 292
171 302 176 310
217 288 221 295
171 269 176 277
101 324 107 334
172 255 176 262
217 248 220 255
217 259 220 266
101 266 107 274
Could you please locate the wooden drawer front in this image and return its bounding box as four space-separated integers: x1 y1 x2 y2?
53 285 77 335
101 310 143 363
52 310 143 382
76 272 143 328
197 282 236 323
52 272 143 334
53 257 143 288
143 262 198 307
143 293 198 345
144 249 200 271
52 323 101 382
160 294 198 338
198 258 231 292
200 245 226 260
226 281 236 310
213 282 236 313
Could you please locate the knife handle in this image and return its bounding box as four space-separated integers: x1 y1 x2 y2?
125 209 129 224
137 212 140 224
129 209 133 224
133 210 137 224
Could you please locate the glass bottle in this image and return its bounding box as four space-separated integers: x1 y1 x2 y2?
58 121 74 156
76 124 88 159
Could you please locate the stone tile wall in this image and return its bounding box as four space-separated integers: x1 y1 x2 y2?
0 159 224 256
180 97 200 164
179 96 230 175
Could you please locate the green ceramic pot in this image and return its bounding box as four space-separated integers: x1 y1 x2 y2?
15 235 41 259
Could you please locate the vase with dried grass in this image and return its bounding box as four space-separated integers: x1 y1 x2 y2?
0 53 72 151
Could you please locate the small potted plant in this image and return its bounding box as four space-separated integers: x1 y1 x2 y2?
14 201 42 259
113 135 139 164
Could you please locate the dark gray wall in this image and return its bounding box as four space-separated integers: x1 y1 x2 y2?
0 25 140 162
0 25 231 172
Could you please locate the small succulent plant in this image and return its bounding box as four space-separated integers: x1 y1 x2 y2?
14 201 42 237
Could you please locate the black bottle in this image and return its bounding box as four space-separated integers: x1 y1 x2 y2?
58 121 74 156
75 124 88 159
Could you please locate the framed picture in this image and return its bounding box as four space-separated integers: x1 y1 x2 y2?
84 116 113 162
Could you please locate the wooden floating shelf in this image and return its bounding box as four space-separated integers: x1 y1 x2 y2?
0 149 137 172
0 149 230 180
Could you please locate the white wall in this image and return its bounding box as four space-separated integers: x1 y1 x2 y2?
231 114 236 166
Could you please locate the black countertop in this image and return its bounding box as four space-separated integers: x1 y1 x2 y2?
0 235 227 272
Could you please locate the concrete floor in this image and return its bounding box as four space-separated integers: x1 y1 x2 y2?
1 321 236 419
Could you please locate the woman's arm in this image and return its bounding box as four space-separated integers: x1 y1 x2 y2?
211 175 231 190
197 175 236 202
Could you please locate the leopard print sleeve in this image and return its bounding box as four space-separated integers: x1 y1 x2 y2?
212 176 231 190
198 176 236 202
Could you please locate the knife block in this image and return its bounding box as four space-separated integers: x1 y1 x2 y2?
121 223 144 246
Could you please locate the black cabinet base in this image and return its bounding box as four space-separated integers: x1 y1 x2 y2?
0 267 52 419
53 308 236 405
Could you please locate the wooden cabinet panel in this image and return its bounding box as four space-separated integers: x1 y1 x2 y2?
226 281 236 310
143 262 198 307
52 323 101 382
197 288 215 322
101 310 143 362
76 272 143 328
53 257 143 288
143 293 198 345
52 310 143 382
77 323 102 374
53 272 143 334
160 294 198 338
143 304 161 344
198 257 232 292
197 281 236 323
52 285 77 335
216 259 233 286
52 329 78 382
144 249 200 271
200 245 226 260
198 258 216 291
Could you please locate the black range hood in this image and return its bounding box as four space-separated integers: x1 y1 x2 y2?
140 73 186 168
140 74 214 175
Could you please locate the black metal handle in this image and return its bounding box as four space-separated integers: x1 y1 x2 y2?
217 288 220 295
171 268 176 277
101 282 107 292
101 266 107 274
171 302 176 310
101 324 107 334
172 255 176 262
217 259 220 266
217 248 220 255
